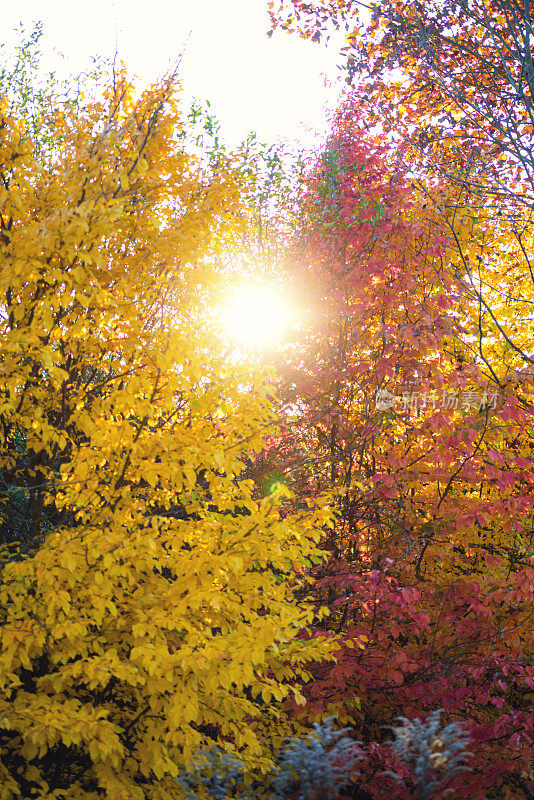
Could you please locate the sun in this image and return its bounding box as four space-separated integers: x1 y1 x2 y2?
221 285 293 347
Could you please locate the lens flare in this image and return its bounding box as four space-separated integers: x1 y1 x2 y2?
221 286 292 346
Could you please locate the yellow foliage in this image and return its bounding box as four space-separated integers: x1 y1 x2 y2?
0 70 335 798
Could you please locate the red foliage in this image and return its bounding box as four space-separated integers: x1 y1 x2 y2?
266 108 534 799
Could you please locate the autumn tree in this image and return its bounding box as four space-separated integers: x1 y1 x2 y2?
253 104 534 799
265 3 534 794
0 65 337 799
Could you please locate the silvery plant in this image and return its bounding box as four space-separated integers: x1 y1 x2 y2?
272 717 364 800
383 710 473 800
176 712 472 800
176 745 255 800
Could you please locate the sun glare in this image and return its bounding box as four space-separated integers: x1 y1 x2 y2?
221 286 293 347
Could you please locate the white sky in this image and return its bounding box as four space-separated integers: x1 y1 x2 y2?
1 0 346 146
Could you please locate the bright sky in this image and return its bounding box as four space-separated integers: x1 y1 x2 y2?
1 0 346 146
